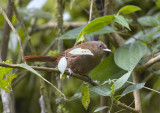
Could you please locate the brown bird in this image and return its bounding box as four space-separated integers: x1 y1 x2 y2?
24 41 111 75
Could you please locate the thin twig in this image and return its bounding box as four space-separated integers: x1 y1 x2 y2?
30 22 86 34
89 0 94 23
0 6 25 63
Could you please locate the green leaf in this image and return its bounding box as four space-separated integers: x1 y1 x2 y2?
89 56 126 83
90 85 111 96
18 8 52 20
0 60 17 93
76 15 114 44
118 5 141 14
68 93 82 101
114 15 130 30
122 83 145 96
86 26 115 37
59 26 115 40
94 106 108 112
138 16 159 27
57 57 67 75
69 48 94 56
126 27 159 44
17 63 66 99
114 70 132 90
48 50 59 57
114 42 147 71
156 0 160 7
59 26 84 39
150 77 160 97
81 84 90 110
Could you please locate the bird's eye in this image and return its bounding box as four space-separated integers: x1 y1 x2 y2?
98 44 102 48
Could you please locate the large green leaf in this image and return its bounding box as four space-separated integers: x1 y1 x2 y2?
114 15 130 30
122 83 145 96
114 42 148 71
118 5 141 14
89 56 126 83
76 15 114 44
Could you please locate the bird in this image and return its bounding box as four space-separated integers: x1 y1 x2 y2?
24 41 111 75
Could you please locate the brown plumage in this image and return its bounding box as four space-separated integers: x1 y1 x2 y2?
24 41 111 75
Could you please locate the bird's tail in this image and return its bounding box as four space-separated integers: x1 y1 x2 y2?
24 55 57 62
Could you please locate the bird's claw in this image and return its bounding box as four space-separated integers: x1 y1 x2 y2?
83 75 93 84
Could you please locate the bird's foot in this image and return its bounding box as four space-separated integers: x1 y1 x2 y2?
83 75 93 84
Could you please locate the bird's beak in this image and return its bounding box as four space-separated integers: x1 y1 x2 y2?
103 48 111 52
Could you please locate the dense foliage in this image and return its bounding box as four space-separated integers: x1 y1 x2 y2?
0 0 160 113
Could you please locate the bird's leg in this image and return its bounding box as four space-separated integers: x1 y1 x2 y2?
66 68 73 79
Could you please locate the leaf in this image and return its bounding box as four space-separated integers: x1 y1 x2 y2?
86 26 115 37
156 0 160 7
59 26 115 40
90 85 111 96
122 83 145 96
59 26 84 39
150 77 160 98
68 93 82 101
0 60 17 93
58 57 67 74
17 63 66 98
118 5 141 14
138 16 159 27
69 48 94 56
114 15 130 30
76 15 114 44
114 42 147 71
114 70 132 90
18 8 52 20
126 27 159 44
89 56 126 83
94 106 108 112
81 84 90 110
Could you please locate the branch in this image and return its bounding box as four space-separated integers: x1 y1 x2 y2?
30 22 86 35
132 71 142 113
115 101 140 113
136 55 160 74
0 62 99 86
0 62 140 112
